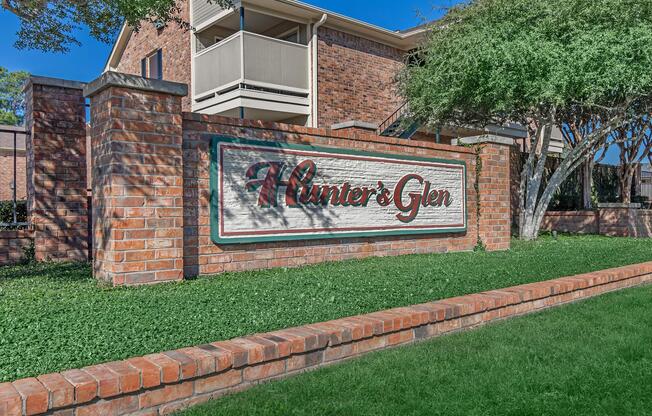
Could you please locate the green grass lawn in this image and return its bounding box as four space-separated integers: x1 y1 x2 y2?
179 284 652 416
0 235 651 382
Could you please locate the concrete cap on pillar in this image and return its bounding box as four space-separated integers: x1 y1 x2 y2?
597 203 641 209
83 71 188 98
453 134 515 146
331 120 379 131
23 76 86 92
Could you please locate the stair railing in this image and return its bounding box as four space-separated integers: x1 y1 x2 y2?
377 102 410 136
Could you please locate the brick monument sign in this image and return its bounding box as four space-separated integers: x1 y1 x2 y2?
79 72 512 286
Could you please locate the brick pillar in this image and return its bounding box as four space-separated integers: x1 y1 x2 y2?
459 135 514 251
84 72 187 286
24 76 89 261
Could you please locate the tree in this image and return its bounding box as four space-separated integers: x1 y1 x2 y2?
0 67 30 126
611 119 652 204
1 0 233 52
401 0 652 240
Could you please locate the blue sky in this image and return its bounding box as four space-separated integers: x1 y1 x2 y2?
0 0 453 82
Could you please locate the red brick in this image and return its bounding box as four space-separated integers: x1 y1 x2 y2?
12 378 48 416
228 339 267 365
243 361 286 382
210 342 249 368
138 382 193 409
265 331 309 354
161 350 197 380
82 365 120 398
37 373 75 409
0 383 22 416
142 354 180 384
286 351 324 372
317 27 403 128
103 361 141 394
387 330 414 346
61 369 98 404
76 395 138 416
193 370 242 395
257 335 293 359
126 357 162 389
195 344 233 372
178 347 216 377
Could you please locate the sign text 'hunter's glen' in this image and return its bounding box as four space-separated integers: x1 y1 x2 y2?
245 160 454 223
211 137 467 243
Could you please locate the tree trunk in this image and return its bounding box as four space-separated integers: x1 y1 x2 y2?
621 170 634 204
582 160 594 209
521 165 569 240
518 123 553 240
518 120 605 240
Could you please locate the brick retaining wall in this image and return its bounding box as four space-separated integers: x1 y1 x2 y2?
1 261 651 416
599 207 652 238
543 208 652 238
0 230 33 266
542 211 599 235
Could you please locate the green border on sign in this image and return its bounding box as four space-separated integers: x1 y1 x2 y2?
210 135 468 245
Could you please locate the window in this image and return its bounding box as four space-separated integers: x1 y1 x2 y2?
277 27 299 43
141 49 163 80
214 36 224 45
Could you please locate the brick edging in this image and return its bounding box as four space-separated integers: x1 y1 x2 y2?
2 262 652 416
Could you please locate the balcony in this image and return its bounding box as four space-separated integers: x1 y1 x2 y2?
192 31 310 122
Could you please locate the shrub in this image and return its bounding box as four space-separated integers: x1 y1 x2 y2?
0 200 27 224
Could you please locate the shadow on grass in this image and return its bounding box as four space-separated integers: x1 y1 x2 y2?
0 261 92 282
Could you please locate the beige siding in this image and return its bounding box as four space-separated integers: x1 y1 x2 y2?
192 0 223 26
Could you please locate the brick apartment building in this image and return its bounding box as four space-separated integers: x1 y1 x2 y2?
104 0 526 143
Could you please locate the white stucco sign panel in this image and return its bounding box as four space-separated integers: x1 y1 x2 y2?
210 136 467 244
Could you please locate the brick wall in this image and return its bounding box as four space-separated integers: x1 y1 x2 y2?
0 151 26 201
86 73 185 286
542 207 652 237
317 27 405 128
114 2 192 112
24 77 89 262
542 211 599 234
182 114 487 278
599 207 652 238
0 230 32 266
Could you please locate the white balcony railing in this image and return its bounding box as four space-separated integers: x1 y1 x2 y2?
194 31 310 100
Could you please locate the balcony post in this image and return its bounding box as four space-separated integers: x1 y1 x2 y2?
240 6 245 119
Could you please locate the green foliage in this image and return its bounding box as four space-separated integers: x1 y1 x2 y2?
1 236 652 382
20 240 35 264
180 284 652 416
0 200 27 224
1 0 234 53
0 112 19 126
0 67 29 126
402 0 652 127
